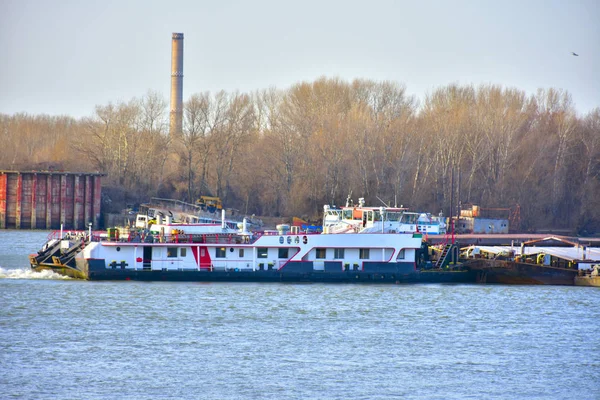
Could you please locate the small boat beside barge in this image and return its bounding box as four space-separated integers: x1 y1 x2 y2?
575 265 600 287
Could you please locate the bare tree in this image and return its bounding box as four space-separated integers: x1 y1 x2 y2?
213 92 255 201
181 93 210 201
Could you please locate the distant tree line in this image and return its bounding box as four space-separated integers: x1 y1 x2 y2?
2 78 599 233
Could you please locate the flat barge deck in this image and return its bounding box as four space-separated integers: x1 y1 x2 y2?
427 233 599 247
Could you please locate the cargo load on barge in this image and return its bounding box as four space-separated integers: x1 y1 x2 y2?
29 204 473 284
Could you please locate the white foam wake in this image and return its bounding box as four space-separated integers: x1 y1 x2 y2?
0 266 71 280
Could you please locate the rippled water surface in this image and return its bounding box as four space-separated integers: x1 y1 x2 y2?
1 230 599 399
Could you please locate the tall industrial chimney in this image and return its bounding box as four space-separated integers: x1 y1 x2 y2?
170 32 184 136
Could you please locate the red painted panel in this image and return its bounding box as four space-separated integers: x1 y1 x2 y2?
15 174 22 228
0 171 103 230
191 246 212 269
0 173 6 229
46 175 53 229
74 175 84 229
93 176 102 228
20 174 32 229
30 174 37 229
84 176 92 226
60 175 67 227
35 175 47 229
5 174 18 227
63 175 74 229
51 175 61 228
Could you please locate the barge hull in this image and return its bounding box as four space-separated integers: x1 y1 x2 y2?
466 259 578 285
37 264 476 284
87 270 475 284
71 255 476 283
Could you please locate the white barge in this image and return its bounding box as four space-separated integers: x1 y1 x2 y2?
29 210 472 283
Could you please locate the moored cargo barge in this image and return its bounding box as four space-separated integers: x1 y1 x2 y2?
463 258 578 285
459 237 600 285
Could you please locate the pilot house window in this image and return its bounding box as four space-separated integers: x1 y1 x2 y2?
359 248 370 259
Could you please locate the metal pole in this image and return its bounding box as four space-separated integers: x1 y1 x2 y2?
169 33 184 136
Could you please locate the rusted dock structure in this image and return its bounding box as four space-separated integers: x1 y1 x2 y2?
0 170 103 230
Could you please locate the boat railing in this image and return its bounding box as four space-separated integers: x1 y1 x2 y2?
95 231 264 245
300 224 323 233
93 228 327 245
417 221 442 226
138 259 275 272
48 230 94 242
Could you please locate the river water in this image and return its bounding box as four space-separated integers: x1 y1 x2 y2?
1 230 599 399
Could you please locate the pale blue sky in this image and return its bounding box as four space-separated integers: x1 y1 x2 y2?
1 0 598 118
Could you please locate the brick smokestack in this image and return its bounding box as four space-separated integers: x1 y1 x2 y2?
170 32 184 136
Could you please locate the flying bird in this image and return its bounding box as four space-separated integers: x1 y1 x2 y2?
571 52 579 56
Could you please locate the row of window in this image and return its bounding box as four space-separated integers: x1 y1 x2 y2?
167 247 405 260
338 209 404 222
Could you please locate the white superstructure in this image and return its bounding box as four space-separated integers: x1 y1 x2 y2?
322 198 446 235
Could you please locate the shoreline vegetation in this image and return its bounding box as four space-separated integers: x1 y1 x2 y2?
2 78 599 234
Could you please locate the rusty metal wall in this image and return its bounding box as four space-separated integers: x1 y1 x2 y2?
74 175 83 229
51 175 61 228
20 174 32 228
34 175 47 229
0 171 104 230
0 174 6 229
169 32 184 136
84 176 92 228
92 175 102 228
4 174 17 227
